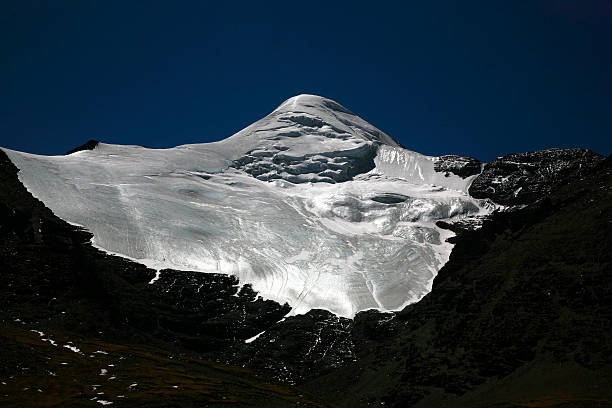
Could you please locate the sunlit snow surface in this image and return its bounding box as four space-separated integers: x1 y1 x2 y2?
3 95 490 317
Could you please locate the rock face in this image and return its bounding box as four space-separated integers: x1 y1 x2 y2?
469 148 604 205
215 310 354 385
433 155 482 178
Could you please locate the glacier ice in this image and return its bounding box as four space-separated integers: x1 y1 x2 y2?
2 94 490 317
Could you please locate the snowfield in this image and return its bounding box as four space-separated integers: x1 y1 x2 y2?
3 94 490 317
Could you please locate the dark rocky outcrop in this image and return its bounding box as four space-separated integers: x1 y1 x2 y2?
65 139 99 155
434 155 482 178
435 215 488 243
469 148 604 205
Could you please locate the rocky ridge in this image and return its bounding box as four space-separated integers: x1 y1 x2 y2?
469 148 604 205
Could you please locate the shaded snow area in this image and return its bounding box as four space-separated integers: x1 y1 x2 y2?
2 94 491 317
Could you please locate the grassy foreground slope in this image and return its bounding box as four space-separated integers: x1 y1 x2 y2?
0 324 331 408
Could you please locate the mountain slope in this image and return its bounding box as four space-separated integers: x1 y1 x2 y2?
3 150 610 407
2 94 489 317
300 156 612 407
1 93 610 406
0 149 334 408
1 324 333 408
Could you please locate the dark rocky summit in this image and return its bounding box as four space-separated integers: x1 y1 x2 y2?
469 148 604 205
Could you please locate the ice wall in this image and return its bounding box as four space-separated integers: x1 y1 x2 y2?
373 145 478 192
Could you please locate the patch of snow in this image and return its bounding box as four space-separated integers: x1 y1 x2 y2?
62 344 81 353
148 270 162 284
245 331 265 344
42 338 57 346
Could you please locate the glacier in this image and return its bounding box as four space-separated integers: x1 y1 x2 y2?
2 94 491 317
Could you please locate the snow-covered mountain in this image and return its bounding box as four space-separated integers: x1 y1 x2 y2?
2 95 493 317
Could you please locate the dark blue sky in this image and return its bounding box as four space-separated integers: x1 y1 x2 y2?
1 1 611 160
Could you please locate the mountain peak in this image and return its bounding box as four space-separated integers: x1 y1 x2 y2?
218 94 402 184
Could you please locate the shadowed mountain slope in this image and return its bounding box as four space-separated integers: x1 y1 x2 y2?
299 156 612 407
